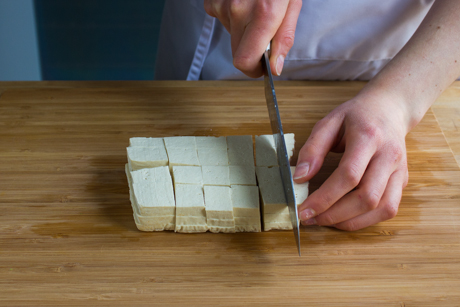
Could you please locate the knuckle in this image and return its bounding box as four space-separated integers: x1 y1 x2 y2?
342 163 361 187
228 0 244 19
317 213 335 226
382 203 398 220
340 220 360 232
233 56 253 73
386 143 404 161
361 190 381 211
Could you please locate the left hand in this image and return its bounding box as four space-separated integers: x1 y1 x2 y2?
294 90 410 231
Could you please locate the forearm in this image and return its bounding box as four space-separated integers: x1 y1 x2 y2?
360 0 460 132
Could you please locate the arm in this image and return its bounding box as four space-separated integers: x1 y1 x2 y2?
295 0 460 230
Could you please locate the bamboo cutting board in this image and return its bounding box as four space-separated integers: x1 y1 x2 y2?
1 81 460 306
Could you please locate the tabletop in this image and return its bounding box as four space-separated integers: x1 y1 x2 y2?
0 81 459 306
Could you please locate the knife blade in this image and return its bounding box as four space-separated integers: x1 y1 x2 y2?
262 44 301 256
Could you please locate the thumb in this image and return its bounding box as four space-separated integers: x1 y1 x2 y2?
294 114 343 183
270 0 302 76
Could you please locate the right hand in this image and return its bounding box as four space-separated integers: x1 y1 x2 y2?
204 0 302 78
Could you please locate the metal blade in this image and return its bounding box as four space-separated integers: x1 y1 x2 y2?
262 46 301 256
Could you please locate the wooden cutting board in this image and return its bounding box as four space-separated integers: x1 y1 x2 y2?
1 81 460 306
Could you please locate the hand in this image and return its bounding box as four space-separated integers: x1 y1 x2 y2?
294 90 410 231
204 0 302 78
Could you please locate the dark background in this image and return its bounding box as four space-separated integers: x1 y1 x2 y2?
34 0 166 80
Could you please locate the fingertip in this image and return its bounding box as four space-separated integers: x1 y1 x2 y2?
293 162 309 181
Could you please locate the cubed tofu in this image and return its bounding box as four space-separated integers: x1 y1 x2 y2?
255 135 278 167
127 146 168 171
255 166 287 211
195 136 227 150
174 184 205 217
197 148 229 166
133 213 175 231
290 166 309 205
264 221 293 231
164 136 196 148
229 165 256 186
202 165 230 186
130 167 176 217
165 147 200 169
172 166 203 186
129 137 165 148
227 135 255 166
204 186 234 220
231 185 260 217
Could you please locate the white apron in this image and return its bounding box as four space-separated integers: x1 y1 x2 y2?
155 0 434 81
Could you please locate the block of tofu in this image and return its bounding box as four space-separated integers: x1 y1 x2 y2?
255 166 287 212
133 213 175 231
290 166 309 205
202 165 230 186
204 186 234 220
227 135 255 166
255 135 278 167
127 146 168 171
164 136 196 148
197 148 228 166
229 165 256 185
165 147 200 169
206 218 235 227
196 136 227 150
255 134 296 166
264 213 291 223
207 226 236 233
172 166 203 186
130 167 176 216
129 137 165 148
174 184 207 233
231 185 260 218
264 221 293 231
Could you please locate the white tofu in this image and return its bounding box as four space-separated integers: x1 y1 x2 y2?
166 147 200 169
264 221 293 231
172 166 203 186
131 167 176 216
227 135 254 166
196 136 227 150
175 225 208 233
133 213 175 231
164 136 196 148
229 165 256 186
129 137 164 148
127 146 168 171
290 166 309 205
174 184 205 216
175 216 207 226
255 135 277 167
285 133 295 161
197 148 229 166
208 226 236 233
255 166 287 210
204 186 234 220
201 165 230 186
231 185 260 217
255 134 296 166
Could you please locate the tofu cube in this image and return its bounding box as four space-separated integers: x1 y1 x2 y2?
129 137 165 148
255 134 296 167
231 185 260 217
196 136 227 150
127 146 168 171
166 147 200 169
172 166 203 186
229 165 256 185
290 166 309 206
164 136 196 148
204 186 235 233
227 135 255 166
202 165 230 186
197 148 229 166
174 184 207 233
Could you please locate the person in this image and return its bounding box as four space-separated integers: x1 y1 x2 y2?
155 0 460 231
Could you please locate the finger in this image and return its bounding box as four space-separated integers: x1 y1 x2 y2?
312 151 397 226
270 0 302 76
204 0 231 32
233 2 289 78
228 3 251 57
298 132 377 220
333 169 406 231
293 113 344 184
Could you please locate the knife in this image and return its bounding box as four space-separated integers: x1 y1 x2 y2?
262 43 301 256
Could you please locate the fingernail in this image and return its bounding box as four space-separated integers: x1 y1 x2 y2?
293 163 309 180
300 208 316 220
276 55 284 76
301 218 317 226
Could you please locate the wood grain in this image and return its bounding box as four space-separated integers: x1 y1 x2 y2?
1 81 460 306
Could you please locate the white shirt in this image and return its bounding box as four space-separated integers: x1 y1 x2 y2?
155 0 434 81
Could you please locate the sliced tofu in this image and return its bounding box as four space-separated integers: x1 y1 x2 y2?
204 186 235 233
129 137 165 148
172 166 203 186
164 136 196 148
227 135 254 166
174 184 207 233
196 136 227 150
201 165 230 186
133 213 175 231
165 147 200 170
229 165 256 186
290 166 309 206
131 167 176 217
127 146 168 171
264 221 293 231
255 134 296 167
231 185 261 232
197 148 229 166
